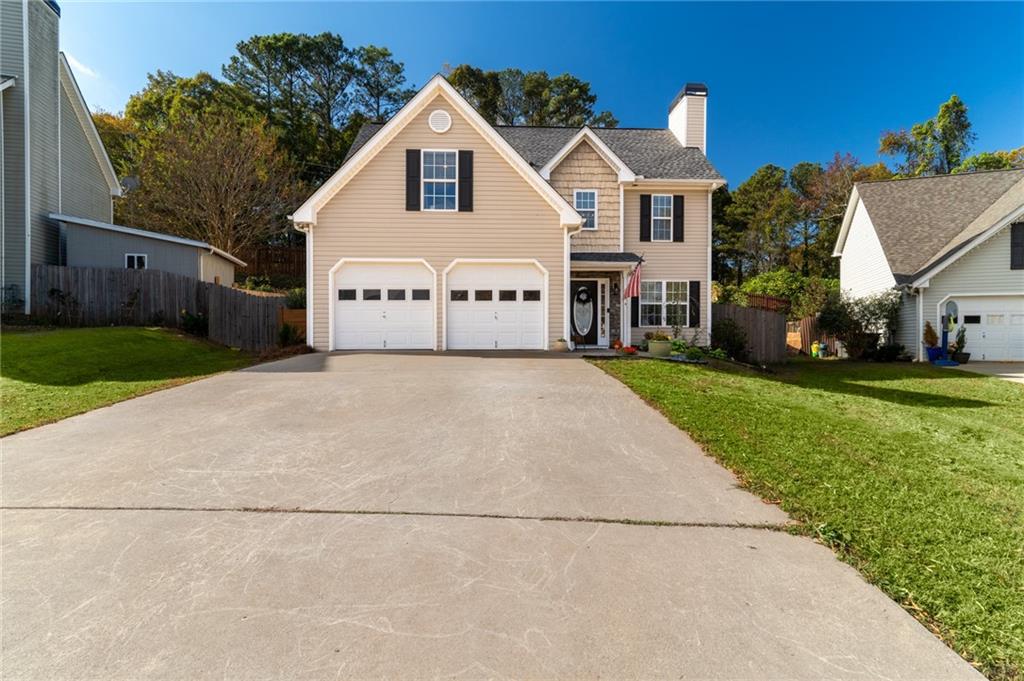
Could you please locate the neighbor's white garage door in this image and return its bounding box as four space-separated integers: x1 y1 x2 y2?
447 263 545 350
333 262 434 350
956 296 1024 361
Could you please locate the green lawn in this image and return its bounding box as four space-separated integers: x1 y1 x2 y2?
595 358 1023 680
1 327 252 436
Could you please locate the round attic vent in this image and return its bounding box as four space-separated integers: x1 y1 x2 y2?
428 109 452 133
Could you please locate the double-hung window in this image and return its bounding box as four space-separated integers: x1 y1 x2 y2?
651 195 673 241
574 190 597 229
639 280 688 327
125 253 147 270
422 150 457 211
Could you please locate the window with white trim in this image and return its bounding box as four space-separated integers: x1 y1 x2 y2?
639 280 688 327
422 150 457 211
651 194 672 241
125 253 147 269
574 190 597 229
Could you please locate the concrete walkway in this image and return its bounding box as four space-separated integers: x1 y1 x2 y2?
1 353 981 679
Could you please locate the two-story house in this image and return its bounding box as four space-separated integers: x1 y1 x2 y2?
292 75 724 351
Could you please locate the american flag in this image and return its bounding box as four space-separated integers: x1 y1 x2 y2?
624 260 643 299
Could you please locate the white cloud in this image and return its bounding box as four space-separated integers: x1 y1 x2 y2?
65 53 98 79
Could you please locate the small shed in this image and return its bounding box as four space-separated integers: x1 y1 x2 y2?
50 213 246 285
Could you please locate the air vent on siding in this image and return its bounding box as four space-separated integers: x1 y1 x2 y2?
428 109 452 133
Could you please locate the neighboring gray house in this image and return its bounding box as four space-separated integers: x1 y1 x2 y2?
2 0 123 312
833 169 1024 361
51 214 245 286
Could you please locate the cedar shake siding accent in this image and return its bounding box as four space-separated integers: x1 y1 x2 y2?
310 91 565 350
548 140 620 251
623 186 710 343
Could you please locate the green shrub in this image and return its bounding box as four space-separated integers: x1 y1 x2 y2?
711 318 749 362
684 346 704 360
278 323 301 347
180 310 208 337
241 275 274 292
284 288 306 309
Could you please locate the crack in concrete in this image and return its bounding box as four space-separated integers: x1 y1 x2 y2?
0 504 794 531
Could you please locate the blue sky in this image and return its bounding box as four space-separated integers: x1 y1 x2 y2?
60 1 1023 184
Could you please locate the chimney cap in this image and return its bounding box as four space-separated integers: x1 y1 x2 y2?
669 82 708 112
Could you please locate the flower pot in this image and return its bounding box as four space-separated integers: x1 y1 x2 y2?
551 340 569 353
952 352 970 364
925 346 944 363
648 339 672 358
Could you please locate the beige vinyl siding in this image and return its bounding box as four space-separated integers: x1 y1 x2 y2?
623 186 710 343
920 224 1024 336
58 84 112 223
1 0 26 297
310 91 565 350
199 251 236 286
684 96 705 153
28 0 59 267
548 140 619 251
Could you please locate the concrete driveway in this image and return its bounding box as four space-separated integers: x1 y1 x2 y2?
951 361 1024 384
1 353 980 679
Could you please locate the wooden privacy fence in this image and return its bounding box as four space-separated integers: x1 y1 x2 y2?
235 245 305 279
712 302 787 364
788 316 839 356
744 293 791 314
31 265 285 352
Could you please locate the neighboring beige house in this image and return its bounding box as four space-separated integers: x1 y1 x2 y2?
292 75 725 351
833 169 1024 361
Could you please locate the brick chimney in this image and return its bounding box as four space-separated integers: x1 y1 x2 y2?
668 83 708 154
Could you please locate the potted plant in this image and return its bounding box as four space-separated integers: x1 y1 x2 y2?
647 332 672 358
923 321 943 362
952 326 970 364
552 338 569 352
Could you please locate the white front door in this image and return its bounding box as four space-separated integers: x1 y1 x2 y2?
447 263 546 350
956 296 1024 361
333 262 434 350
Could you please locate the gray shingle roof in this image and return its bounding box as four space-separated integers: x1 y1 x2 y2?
855 169 1024 281
570 251 642 263
343 122 723 181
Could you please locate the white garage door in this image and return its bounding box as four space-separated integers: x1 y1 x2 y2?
333 262 434 350
956 296 1024 361
447 263 545 350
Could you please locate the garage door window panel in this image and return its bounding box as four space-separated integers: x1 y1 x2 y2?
475 290 493 301
338 289 356 301
388 289 406 301
499 290 517 301
363 289 381 301
451 290 469 301
523 290 541 302
412 289 430 301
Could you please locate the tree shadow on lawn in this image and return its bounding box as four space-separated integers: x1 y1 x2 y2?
760 360 1004 409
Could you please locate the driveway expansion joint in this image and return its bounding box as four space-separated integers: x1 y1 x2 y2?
1 504 794 531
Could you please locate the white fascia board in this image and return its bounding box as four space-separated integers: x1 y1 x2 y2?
910 201 1024 287
624 178 725 190
0 77 14 92
539 127 636 183
208 246 246 268
292 74 582 228
832 187 861 257
58 53 122 197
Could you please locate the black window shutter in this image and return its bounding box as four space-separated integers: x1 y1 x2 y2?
688 281 700 327
458 150 473 212
405 149 420 211
673 195 685 242
630 296 640 328
639 195 651 242
1012 223 1024 270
